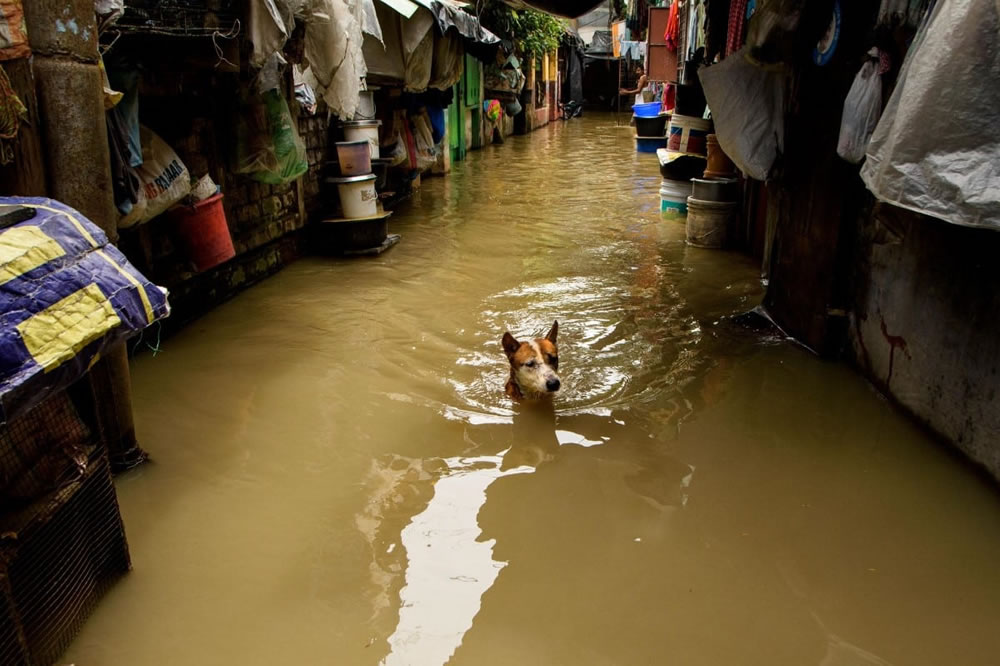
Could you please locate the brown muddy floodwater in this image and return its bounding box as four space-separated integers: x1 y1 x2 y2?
66 115 1000 665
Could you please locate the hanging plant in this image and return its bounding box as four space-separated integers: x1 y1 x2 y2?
471 1 567 59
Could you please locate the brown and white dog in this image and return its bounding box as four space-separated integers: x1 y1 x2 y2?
501 321 560 400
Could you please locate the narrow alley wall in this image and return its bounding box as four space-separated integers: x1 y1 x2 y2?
848 205 1000 478
112 43 329 333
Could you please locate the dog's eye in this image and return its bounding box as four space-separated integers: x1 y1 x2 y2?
525 360 537 368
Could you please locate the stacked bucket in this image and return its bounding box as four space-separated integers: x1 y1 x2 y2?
323 91 398 254
656 82 741 249
632 101 669 153
685 135 739 248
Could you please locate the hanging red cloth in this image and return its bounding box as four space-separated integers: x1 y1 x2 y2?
665 0 680 52
726 0 749 57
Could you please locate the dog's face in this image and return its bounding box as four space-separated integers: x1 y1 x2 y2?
502 321 560 397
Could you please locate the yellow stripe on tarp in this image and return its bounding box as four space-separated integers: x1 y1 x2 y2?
96 249 153 324
0 225 66 285
16 283 121 373
20 203 99 248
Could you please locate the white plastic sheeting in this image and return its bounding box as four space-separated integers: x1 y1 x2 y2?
248 0 373 119
861 0 1000 230
303 0 367 118
699 49 785 181
249 0 290 68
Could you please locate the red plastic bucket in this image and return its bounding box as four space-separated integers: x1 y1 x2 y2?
169 193 235 272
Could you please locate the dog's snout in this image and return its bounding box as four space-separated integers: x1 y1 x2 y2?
546 378 561 392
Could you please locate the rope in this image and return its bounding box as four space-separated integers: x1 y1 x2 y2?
131 320 164 357
212 19 241 69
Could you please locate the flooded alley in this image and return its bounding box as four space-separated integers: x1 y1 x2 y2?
64 116 1000 665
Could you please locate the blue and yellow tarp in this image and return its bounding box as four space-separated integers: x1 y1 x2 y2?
0 197 170 422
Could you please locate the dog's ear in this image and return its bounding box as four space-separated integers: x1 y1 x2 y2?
502 332 520 359
545 320 558 344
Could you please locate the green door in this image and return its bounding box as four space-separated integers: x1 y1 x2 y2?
449 81 466 162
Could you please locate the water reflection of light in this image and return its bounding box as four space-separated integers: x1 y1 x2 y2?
382 451 534 666
554 430 604 448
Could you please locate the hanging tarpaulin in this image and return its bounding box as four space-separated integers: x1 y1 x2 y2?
361 0 384 43
428 30 463 90
412 0 500 60
0 199 170 423
402 6 435 92
861 0 1000 230
0 0 29 61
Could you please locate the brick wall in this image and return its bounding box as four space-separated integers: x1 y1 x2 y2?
298 113 329 216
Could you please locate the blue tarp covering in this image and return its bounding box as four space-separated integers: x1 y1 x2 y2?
0 198 170 422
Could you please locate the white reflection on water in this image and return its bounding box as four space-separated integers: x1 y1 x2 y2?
381 450 534 666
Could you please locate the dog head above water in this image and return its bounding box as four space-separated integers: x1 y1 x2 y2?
501 321 560 400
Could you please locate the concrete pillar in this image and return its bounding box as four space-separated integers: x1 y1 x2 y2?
24 0 145 471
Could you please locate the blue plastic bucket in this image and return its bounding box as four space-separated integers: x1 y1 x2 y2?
632 101 662 118
636 136 668 153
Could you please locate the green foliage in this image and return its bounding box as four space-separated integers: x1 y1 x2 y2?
472 1 567 59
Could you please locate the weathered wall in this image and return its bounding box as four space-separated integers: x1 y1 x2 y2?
848 204 1000 478
112 50 329 331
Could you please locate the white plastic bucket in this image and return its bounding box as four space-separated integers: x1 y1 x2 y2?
331 174 378 218
342 121 381 159
668 114 712 155
660 178 690 217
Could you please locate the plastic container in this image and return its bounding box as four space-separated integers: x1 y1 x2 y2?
636 136 669 153
668 114 712 155
660 179 691 217
329 174 378 218
685 197 739 248
632 101 662 118
168 193 235 272
704 134 737 179
341 120 382 159
634 113 669 137
335 140 372 176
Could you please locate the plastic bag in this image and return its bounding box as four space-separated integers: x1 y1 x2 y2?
236 88 308 185
836 59 881 164
119 126 191 228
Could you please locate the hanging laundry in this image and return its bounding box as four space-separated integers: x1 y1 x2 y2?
665 0 680 52
725 0 749 57
686 0 707 59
